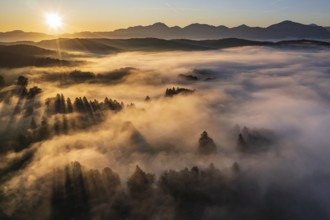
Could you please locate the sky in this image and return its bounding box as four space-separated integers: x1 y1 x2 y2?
0 0 330 33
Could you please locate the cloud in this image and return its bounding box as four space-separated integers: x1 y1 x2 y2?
1 46 330 219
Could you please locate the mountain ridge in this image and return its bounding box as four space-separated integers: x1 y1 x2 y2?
0 38 330 67
1 20 330 42
10 38 330 54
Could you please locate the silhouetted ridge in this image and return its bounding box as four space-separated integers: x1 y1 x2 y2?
37 38 120 53
1 21 330 42
96 20 330 40
151 22 169 29
266 20 330 39
28 38 330 54
0 44 70 68
0 30 52 42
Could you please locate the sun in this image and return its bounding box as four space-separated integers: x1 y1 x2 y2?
45 13 63 30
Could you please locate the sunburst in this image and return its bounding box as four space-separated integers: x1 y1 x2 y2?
45 13 63 30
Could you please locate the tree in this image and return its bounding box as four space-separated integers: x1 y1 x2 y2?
66 98 73 113
27 86 42 99
0 75 5 87
62 115 69 134
198 131 217 155
54 116 61 135
165 87 194 97
60 94 66 113
237 133 249 152
55 94 61 113
102 167 121 196
17 75 28 87
30 117 37 130
74 97 85 112
51 162 90 220
232 162 241 174
127 166 155 197
39 116 49 140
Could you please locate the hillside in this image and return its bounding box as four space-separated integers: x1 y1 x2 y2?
0 45 69 68
32 38 330 54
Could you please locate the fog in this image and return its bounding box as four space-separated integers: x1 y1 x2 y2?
1 46 330 219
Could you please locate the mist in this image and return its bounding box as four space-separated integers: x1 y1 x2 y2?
1 46 330 219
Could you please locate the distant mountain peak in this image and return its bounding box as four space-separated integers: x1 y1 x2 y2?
268 20 301 28
233 24 251 30
8 30 25 34
185 23 214 28
238 24 249 28
280 20 295 24
151 22 168 28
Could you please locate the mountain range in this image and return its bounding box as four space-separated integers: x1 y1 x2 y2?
0 21 330 42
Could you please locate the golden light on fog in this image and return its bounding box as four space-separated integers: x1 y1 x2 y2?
45 13 63 30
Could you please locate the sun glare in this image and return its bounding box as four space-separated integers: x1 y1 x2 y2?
45 13 63 30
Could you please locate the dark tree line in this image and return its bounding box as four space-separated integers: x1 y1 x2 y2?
178 74 199 81
165 87 195 97
49 94 124 115
0 76 43 151
43 68 134 85
0 77 128 154
3 158 324 220
48 162 239 220
235 125 276 153
14 76 42 99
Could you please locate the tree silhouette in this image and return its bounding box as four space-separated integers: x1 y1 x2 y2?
14 76 28 97
38 116 49 140
232 162 241 174
127 166 155 197
237 133 249 152
30 117 37 130
0 75 5 87
53 116 61 135
66 98 73 113
165 87 194 97
235 126 276 153
55 94 61 113
62 115 69 134
198 131 217 155
51 162 90 220
60 94 67 113
27 86 42 99
102 167 121 196
17 75 28 87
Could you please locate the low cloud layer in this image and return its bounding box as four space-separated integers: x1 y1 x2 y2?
1 46 330 219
